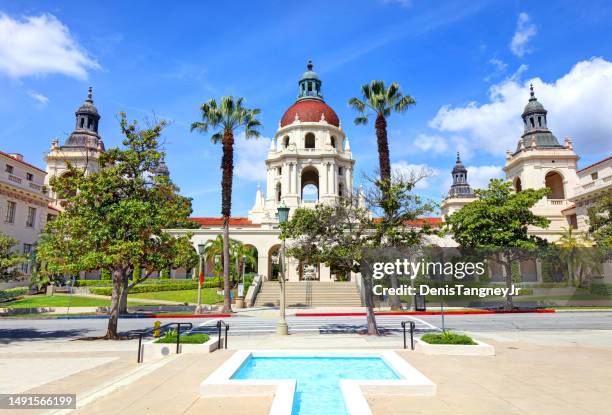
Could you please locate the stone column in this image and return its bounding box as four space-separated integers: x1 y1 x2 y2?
321 162 328 195
319 264 332 282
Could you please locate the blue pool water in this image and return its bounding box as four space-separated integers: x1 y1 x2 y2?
231 356 400 415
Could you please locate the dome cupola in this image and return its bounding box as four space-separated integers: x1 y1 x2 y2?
448 152 473 197
517 84 561 152
64 87 103 150
280 61 340 127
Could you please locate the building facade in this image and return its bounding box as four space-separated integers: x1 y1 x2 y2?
0 151 53 278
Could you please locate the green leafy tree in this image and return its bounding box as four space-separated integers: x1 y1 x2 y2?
588 194 612 251
556 227 602 287
233 243 257 283
445 179 550 310
281 198 380 333
37 114 194 339
0 232 27 282
191 96 262 312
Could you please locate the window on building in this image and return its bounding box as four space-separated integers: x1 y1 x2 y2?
283 136 289 148
338 183 344 197
277 167 282 175
338 167 343 175
5 201 16 223
26 207 36 228
567 214 578 229
530 117 535 128
591 172 599 180
5 164 14 173
305 133 315 149
330 136 336 148
538 116 542 127
26 172 33 181
80 118 85 128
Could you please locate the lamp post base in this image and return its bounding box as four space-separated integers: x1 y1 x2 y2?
276 321 289 335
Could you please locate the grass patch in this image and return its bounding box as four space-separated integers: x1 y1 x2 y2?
128 288 222 304
421 331 476 345
2 295 152 308
154 332 210 344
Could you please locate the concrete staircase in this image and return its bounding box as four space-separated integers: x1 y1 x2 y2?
254 281 362 307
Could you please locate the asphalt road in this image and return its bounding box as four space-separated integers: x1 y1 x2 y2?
1 312 612 343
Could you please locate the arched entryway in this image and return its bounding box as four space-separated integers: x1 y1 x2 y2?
301 166 319 202
514 177 522 192
545 171 565 199
267 244 281 281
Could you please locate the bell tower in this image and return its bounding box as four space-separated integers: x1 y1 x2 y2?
45 87 105 210
504 85 580 240
248 61 355 224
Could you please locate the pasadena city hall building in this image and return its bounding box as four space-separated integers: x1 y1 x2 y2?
1 62 610 298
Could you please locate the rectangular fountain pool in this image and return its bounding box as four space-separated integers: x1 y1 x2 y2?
231 356 400 415
200 350 436 415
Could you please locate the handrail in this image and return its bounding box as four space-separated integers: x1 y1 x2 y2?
216 320 229 349
400 320 416 350
133 322 193 363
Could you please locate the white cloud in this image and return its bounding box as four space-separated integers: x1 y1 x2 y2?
381 0 412 8
0 13 100 79
466 165 504 190
391 161 440 189
234 134 271 182
27 90 49 105
484 58 508 82
510 12 537 58
413 134 448 154
430 57 612 156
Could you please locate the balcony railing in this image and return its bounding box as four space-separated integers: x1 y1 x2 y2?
573 175 612 198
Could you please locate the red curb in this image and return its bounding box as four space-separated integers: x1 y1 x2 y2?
149 313 232 318
295 309 556 317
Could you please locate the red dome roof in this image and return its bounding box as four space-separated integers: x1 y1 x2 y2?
280 99 340 127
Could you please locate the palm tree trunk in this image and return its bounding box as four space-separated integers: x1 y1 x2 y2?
375 114 391 182
375 113 401 310
221 129 234 313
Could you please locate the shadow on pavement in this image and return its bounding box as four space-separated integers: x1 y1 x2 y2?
0 328 92 344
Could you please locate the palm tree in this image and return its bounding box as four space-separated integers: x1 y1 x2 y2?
191 97 262 312
349 81 415 310
348 80 415 184
557 227 600 287
234 243 257 282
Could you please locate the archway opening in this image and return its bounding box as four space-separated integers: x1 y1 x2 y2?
330 136 336 149
545 171 565 199
283 136 289 148
305 133 315 149
276 182 281 202
267 245 281 281
514 177 522 192
301 166 319 202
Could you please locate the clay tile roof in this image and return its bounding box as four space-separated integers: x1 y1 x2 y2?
280 98 340 127
190 217 260 227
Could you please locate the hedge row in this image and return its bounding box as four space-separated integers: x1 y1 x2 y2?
0 287 28 302
90 277 223 296
75 278 202 287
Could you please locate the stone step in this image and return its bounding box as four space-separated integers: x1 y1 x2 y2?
254 281 363 307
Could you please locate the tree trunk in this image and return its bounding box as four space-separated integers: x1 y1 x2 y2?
503 261 514 311
375 114 391 182
363 276 379 335
118 273 129 315
221 128 234 313
361 261 379 335
106 269 124 339
389 273 402 310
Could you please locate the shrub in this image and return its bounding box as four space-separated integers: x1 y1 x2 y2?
420 331 476 345
101 269 112 280
590 283 611 296
89 277 222 296
0 287 28 302
154 330 209 344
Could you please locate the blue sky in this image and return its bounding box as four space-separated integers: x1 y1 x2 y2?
1 0 611 217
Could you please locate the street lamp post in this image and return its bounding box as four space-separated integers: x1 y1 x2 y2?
277 201 290 335
196 244 205 314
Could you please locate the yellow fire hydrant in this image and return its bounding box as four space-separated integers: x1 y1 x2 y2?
153 320 161 338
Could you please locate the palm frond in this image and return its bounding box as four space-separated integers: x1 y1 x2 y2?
348 97 366 113
394 95 416 113
210 132 223 143
354 116 369 125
